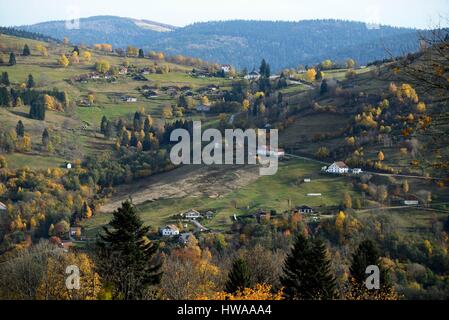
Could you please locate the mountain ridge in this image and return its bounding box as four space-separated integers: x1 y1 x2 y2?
17 16 424 71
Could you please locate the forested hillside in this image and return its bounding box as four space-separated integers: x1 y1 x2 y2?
20 17 424 71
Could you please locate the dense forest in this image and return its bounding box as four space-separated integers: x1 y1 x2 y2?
20 17 424 71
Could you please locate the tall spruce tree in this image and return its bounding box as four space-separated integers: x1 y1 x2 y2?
42 128 50 147
16 120 25 137
281 234 337 300
0 87 12 107
348 240 393 299
138 49 145 58
96 201 162 300
9 52 16 66
22 44 31 56
225 258 252 293
29 97 45 120
27 74 35 88
100 116 108 135
1 72 10 86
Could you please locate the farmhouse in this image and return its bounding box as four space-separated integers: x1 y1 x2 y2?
221 64 232 73
161 225 180 237
245 70 261 80
326 162 349 174
296 205 314 214
181 209 202 220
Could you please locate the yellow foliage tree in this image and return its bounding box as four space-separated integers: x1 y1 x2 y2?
58 54 69 68
36 252 102 300
197 284 284 300
83 51 92 62
306 68 317 82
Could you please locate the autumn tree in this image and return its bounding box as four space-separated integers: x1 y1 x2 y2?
346 58 356 69
225 258 252 294
343 192 352 209
83 51 92 62
306 68 317 82
58 54 69 68
37 252 101 300
96 201 162 300
95 60 110 74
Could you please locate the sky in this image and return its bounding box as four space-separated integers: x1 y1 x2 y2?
0 0 448 29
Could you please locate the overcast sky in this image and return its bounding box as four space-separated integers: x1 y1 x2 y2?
0 0 448 28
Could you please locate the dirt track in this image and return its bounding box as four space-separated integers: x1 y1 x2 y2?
100 164 260 213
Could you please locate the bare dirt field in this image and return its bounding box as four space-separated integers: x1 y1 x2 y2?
100 164 261 213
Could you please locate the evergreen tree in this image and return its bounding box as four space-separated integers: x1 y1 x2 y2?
9 52 16 66
29 97 45 120
225 258 252 293
42 128 50 147
310 239 337 299
138 49 145 58
259 59 267 77
96 201 162 300
349 240 393 298
27 74 35 88
100 116 108 135
444 215 449 234
22 44 31 56
144 116 152 133
281 234 337 300
1 72 10 86
15 120 25 137
133 111 142 131
0 87 11 107
105 121 115 139
320 79 328 95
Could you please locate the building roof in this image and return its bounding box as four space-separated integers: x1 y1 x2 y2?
334 161 349 168
297 205 313 211
164 224 179 232
0 202 6 211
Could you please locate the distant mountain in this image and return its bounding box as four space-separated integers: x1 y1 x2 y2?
18 16 424 71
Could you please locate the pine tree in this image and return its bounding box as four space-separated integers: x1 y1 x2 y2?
29 97 45 120
22 44 31 56
42 128 50 147
105 121 115 139
96 201 162 299
320 79 328 95
349 240 392 298
310 239 337 300
0 87 11 107
9 52 16 66
281 234 337 300
133 111 142 131
444 215 449 234
100 116 108 135
138 49 145 58
27 74 35 88
225 258 252 293
350 240 388 285
16 120 25 137
1 72 10 86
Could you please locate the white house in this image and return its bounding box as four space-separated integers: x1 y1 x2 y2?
161 225 180 237
221 65 232 73
0 202 6 212
122 96 137 103
326 162 349 174
352 168 363 174
297 205 314 214
245 70 261 80
182 209 202 220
